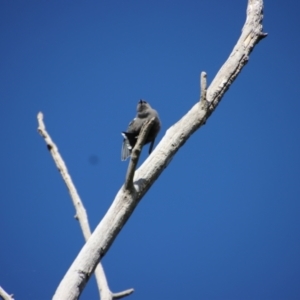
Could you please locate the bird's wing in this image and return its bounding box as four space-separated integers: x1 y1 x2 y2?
127 118 136 132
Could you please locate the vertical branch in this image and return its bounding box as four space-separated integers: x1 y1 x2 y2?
200 71 207 103
199 71 208 112
199 71 208 125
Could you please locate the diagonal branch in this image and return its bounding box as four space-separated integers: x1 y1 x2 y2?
0 286 14 300
37 113 133 300
124 117 156 191
53 1 267 299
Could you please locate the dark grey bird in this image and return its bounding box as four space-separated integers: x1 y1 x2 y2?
121 99 161 161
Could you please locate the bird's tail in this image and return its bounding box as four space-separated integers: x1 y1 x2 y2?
121 132 134 161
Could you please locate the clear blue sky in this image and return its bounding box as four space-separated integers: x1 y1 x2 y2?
1 1 300 299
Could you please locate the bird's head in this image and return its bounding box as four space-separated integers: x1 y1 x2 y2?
137 99 151 114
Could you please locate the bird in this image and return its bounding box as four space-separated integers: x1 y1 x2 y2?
121 99 161 161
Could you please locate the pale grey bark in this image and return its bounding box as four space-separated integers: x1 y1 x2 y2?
37 113 133 300
0 286 14 300
53 0 267 299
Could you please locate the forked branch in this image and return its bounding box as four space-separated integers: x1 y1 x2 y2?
37 113 133 300
53 1 267 299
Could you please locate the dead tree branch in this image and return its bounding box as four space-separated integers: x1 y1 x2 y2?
53 0 267 299
37 113 133 300
0 287 14 300
124 117 156 191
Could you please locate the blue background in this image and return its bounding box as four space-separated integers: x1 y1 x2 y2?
1 1 300 299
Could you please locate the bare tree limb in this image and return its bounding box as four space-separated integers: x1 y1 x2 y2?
37 113 133 300
37 113 91 240
124 117 156 191
53 1 266 299
0 287 14 300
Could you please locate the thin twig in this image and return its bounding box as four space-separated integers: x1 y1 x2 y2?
37 112 133 300
112 289 134 299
